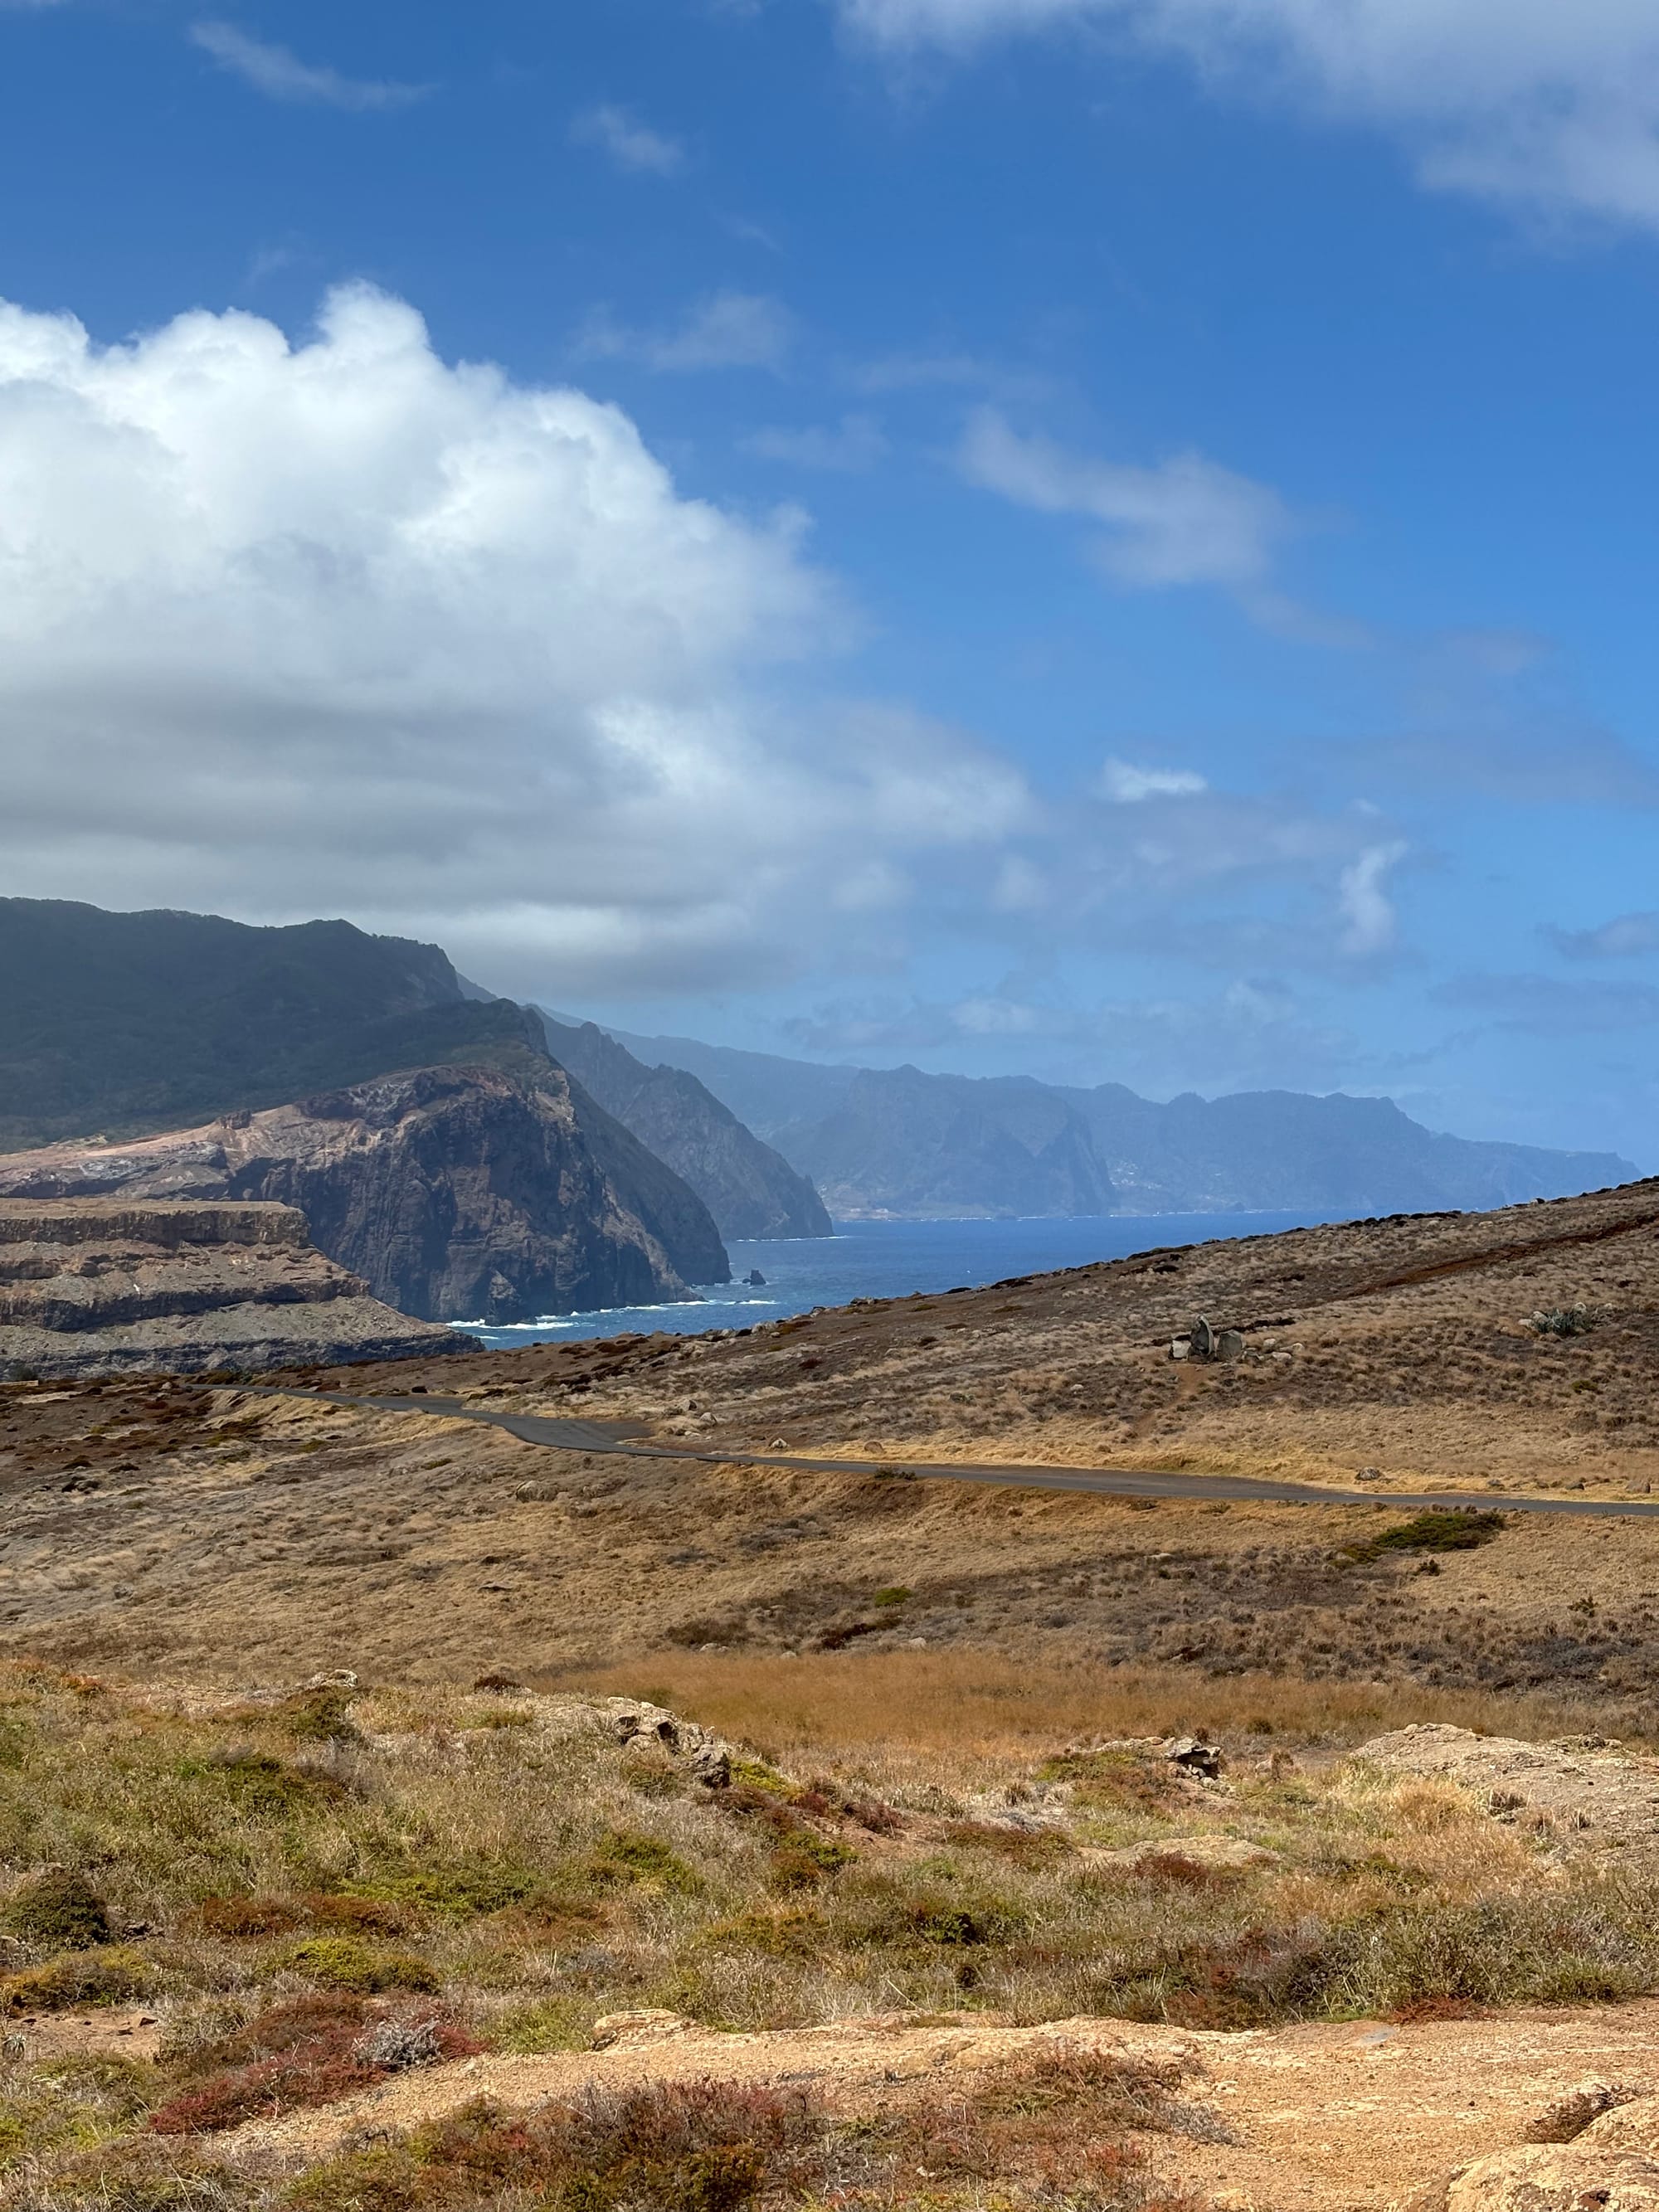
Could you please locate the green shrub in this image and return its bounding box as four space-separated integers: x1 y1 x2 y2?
770 1831 856 1889
726 1757 791 1797
1531 1306 1602 1338
282 2144 423 2212
2 1869 110 1951
343 1864 538 1923
1340 1510 1506 1564
587 1833 701 1894
178 1749 343 1816
2 1944 153 2014
273 1938 437 1995
489 1996 598 2054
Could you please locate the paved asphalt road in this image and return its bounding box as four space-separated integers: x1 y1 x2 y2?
285 1388 1659 1521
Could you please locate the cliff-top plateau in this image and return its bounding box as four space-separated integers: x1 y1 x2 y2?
0 1196 460 1378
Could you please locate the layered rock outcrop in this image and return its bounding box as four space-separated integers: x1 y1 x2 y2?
0 1199 463 1378
0 1062 729 1323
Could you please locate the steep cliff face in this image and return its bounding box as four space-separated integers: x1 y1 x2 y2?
0 1063 731 1323
541 1016 832 1240
0 1198 464 1378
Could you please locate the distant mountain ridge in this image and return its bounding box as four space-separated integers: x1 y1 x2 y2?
592 1024 1636 1220
537 1014 831 1241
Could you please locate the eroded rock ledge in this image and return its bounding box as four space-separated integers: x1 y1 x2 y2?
0 1198 465 1378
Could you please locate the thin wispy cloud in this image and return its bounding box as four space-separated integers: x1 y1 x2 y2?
745 414 888 469
571 103 685 177
1097 759 1208 804
578 290 797 372
958 405 1298 605
190 22 427 111
1337 841 1408 958
1547 911 1659 961
836 0 1659 235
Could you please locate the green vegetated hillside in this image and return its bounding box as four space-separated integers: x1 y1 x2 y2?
0 898 543 1150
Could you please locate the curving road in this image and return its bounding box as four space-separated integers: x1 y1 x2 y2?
275 1388 1659 1521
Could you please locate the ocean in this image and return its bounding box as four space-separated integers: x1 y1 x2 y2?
462 1209 1342 1350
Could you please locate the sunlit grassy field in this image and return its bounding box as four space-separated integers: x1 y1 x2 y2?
2 1653 1657 2210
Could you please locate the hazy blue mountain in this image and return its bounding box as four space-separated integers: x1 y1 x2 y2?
591 1026 1636 1221
538 1014 831 1240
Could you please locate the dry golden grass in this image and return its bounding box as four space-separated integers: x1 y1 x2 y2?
562 1649 1647 1789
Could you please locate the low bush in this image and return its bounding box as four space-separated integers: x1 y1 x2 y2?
273 1938 438 1995
262 2049 1205 2212
150 1996 480 2136
2 1870 110 1952
341 1865 537 1923
586 1832 701 1894
178 1749 343 1816
2 1945 153 2015
1531 1306 1603 1338
1340 1510 1506 1565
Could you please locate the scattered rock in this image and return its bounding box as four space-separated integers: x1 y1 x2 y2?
1165 1737 1225 1780
1355 1724 1659 1850
606 1699 733 1791
1524 2080 1652 2144
590 2009 698 2051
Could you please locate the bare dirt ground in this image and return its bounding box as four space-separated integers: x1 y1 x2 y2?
226 1999 1659 2212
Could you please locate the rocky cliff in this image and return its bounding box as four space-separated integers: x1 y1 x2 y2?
0 1062 729 1324
0 1198 464 1379
541 1016 831 1240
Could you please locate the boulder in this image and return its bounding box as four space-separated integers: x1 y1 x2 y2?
1443 2143 1659 2210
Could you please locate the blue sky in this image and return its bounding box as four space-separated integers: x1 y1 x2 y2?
2 1 1659 1162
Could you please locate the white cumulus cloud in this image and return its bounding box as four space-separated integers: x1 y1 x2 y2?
0 284 1032 998
835 0 1659 232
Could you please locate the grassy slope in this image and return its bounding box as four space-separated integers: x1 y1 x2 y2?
2 1660 1656 2208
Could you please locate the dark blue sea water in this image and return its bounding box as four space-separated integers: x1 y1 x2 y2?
461 1211 1341 1350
